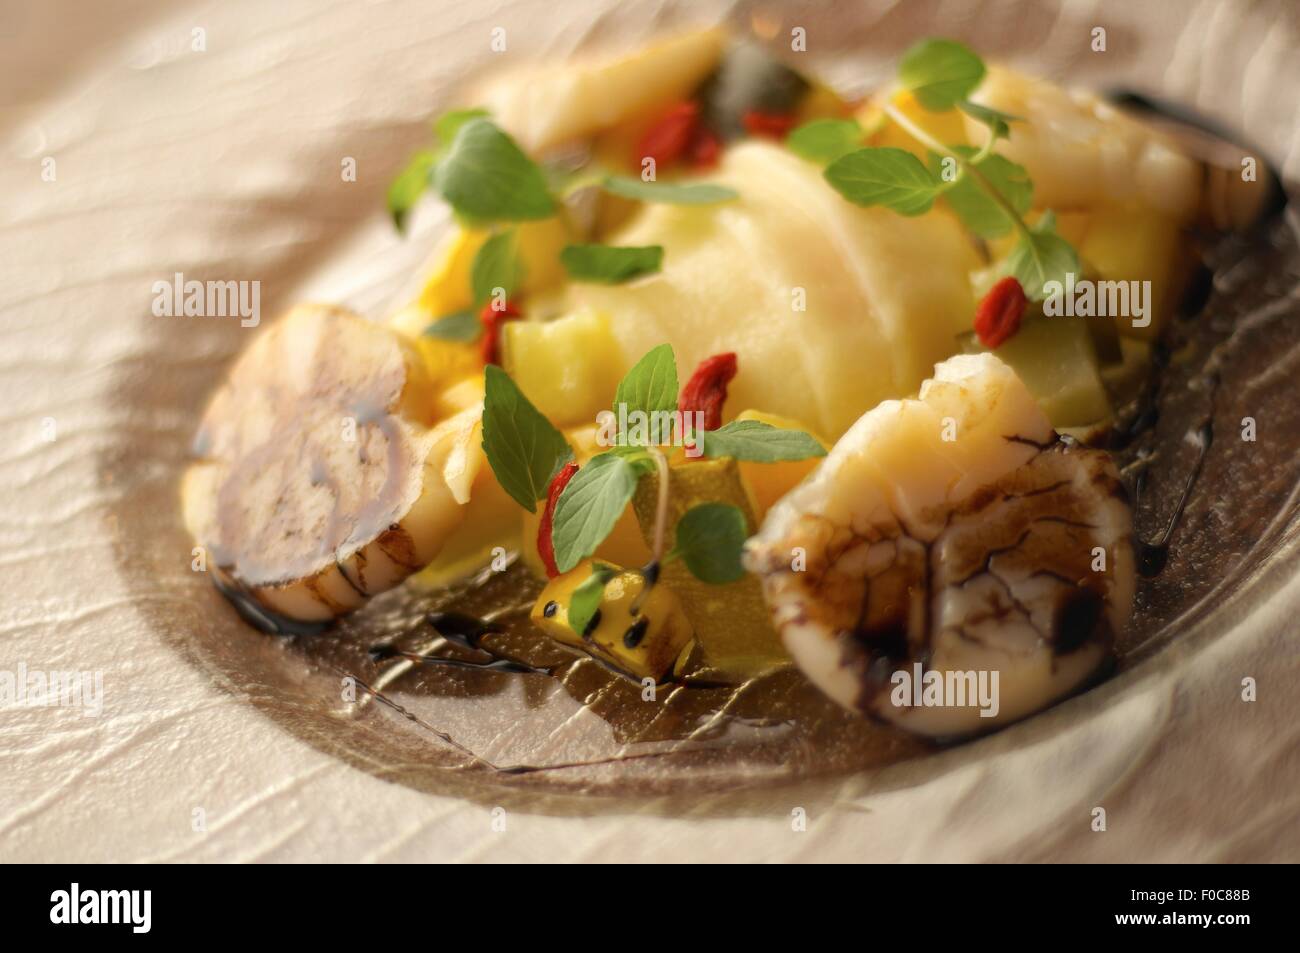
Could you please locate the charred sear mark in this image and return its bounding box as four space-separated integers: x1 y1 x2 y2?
1051 587 1106 655
846 618 914 706
769 436 1128 721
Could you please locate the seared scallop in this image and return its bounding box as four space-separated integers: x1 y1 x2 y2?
744 353 1134 737
182 303 484 624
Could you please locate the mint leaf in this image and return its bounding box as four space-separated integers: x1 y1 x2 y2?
471 228 523 304
698 420 826 462
670 503 748 584
787 118 865 165
1006 214 1080 300
601 175 738 205
957 100 1020 141
435 118 556 222
552 452 652 572
560 243 663 284
481 365 573 513
387 110 493 234
421 309 480 342
612 343 678 426
387 149 436 233
824 147 944 216
435 108 490 145
566 563 618 636
932 149 1032 239
899 39 986 111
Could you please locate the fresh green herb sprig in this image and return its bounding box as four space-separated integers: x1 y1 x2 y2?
387 114 554 232
563 502 746 628
421 309 479 342
471 228 523 305
797 37 1078 301
389 112 737 234
560 243 664 284
420 223 525 346
389 113 743 324
480 344 823 586
566 563 619 636
669 502 748 584
786 118 868 165
551 344 679 572
480 365 573 513
697 420 826 462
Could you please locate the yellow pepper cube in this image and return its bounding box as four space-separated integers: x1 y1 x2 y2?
1080 206 1187 341
733 409 828 519
416 216 574 318
501 309 625 427
530 560 693 681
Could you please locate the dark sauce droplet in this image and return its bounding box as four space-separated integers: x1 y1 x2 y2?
623 617 649 649
1136 542 1169 578
367 610 558 677
427 610 498 651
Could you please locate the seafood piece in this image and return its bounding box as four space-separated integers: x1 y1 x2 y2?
182 304 484 623
744 353 1134 737
966 65 1201 223
480 29 725 153
565 140 979 440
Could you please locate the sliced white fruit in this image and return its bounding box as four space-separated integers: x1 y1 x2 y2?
966 65 1201 223
744 353 1134 737
182 303 484 623
564 141 979 440
478 29 725 153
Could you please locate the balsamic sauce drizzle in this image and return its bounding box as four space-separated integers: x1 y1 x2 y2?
211 574 331 637
1132 417 1215 577
365 592 735 696
1100 87 1285 580
367 611 559 677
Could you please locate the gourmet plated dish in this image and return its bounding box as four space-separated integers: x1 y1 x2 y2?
181 30 1283 774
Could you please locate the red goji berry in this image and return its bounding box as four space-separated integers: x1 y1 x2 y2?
687 126 721 169
634 101 700 170
538 461 579 579
742 110 797 140
679 352 738 436
479 299 522 365
973 276 1027 350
